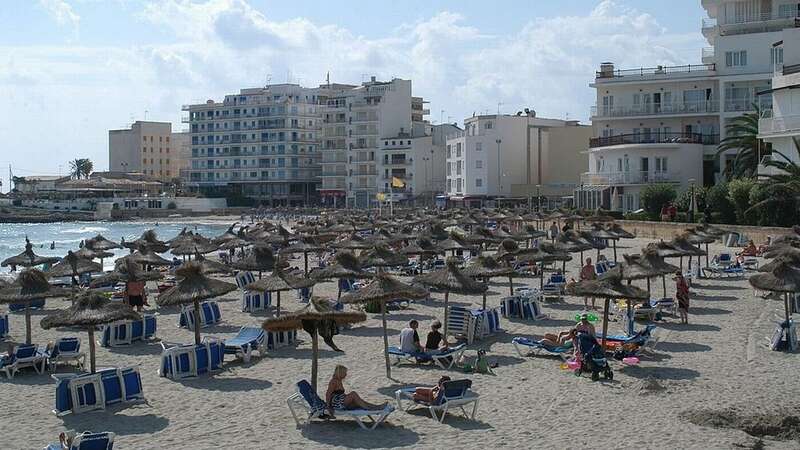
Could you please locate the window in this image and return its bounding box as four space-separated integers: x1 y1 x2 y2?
476 178 483 187
655 157 668 172
475 142 482 151
457 178 462 192
778 3 799 18
485 121 493 129
772 46 784 66
725 50 747 67
446 145 452 158
456 143 462 157
475 160 483 169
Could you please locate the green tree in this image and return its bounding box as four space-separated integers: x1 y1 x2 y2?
705 182 736 224
639 183 677 220
748 183 799 227
69 158 94 179
727 178 757 225
716 105 771 179
676 186 708 214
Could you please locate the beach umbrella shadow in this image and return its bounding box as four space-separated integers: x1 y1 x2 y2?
300 422 420 448
62 412 169 436
619 365 701 380
177 377 273 392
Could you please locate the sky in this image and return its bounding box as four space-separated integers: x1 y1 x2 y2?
0 0 709 192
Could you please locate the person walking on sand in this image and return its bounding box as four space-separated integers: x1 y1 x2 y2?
549 222 559 242
675 272 690 324
580 257 597 310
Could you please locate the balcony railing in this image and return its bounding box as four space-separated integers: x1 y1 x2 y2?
596 63 715 79
724 97 771 113
759 114 800 135
591 100 718 118
589 132 718 148
581 171 681 185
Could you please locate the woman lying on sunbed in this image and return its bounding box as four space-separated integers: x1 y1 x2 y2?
540 328 577 348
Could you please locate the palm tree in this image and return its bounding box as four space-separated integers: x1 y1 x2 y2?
747 147 800 226
717 104 771 179
69 158 94 179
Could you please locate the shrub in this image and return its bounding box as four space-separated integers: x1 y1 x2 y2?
639 183 677 220
705 182 735 224
676 186 707 213
623 211 650 221
167 202 177 210
727 178 757 225
748 184 800 227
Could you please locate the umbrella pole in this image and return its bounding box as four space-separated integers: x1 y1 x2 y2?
25 304 32 344
508 274 514 296
785 293 791 325
304 252 309 277
540 267 544 289
88 327 96 373
680 256 683 271
277 291 282 317
311 328 319 392
706 243 709 268
662 275 667 298
613 241 618 263
443 290 450 345
626 300 634 336
381 301 391 379
193 298 202 345
601 298 610 350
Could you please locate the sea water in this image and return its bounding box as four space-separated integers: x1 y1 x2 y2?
0 221 229 273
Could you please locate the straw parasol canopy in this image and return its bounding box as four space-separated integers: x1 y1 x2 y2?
281 240 324 275
171 236 218 258
73 246 114 261
89 257 163 288
463 256 514 308
124 230 168 253
0 269 72 343
85 234 122 251
157 262 237 344
1 238 61 268
413 259 487 344
213 223 239 244
189 250 234 275
330 233 373 250
566 273 649 348
763 245 800 261
41 291 140 373
231 245 277 277
244 267 316 316
126 247 173 267
309 252 372 299
341 272 428 379
750 261 800 329
47 251 103 285
358 245 409 269
263 296 367 391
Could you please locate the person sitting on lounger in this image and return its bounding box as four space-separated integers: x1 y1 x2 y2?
425 320 446 353
400 320 427 360
325 365 387 416
738 240 758 257
413 375 451 403
540 328 577 348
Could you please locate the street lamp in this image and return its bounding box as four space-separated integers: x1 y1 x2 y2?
495 138 502 196
536 184 541 212
688 178 696 223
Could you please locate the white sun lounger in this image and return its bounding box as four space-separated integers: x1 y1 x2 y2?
395 379 479 423
288 380 395 430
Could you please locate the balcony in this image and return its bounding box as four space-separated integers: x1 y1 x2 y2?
725 96 771 113
321 169 348 177
759 113 800 136
581 171 681 186
701 47 714 64
591 100 718 118
384 158 412 166
589 132 719 149
383 173 413 180
709 12 800 37
596 63 715 80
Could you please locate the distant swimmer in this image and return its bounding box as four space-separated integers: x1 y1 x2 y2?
50 241 55 250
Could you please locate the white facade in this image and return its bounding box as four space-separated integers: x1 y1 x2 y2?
109 121 183 182
578 0 787 212
445 114 590 207
759 27 800 175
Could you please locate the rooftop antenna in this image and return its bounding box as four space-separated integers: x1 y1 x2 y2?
326 71 330 88
144 110 149 120
497 102 503 115
286 69 292 84
440 110 445 125
264 73 272 89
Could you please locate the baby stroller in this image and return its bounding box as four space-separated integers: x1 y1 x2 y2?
574 332 613 381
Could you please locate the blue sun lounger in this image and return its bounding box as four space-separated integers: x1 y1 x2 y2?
224 326 266 362
512 337 573 358
44 431 115 450
100 315 157 347
52 366 144 416
395 379 479 423
287 380 395 430
178 301 222 330
42 337 86 372
0 313 8 340
159 338 225 380
9 298 45 312
1 344 46 378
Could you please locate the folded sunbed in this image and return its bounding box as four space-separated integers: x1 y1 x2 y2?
53 366 144 416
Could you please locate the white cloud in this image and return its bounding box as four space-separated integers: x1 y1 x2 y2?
1 0 704 186
38 0 80 32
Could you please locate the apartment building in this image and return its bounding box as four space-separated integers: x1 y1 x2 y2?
759 27 800 174
445 113 591 208
319 77 429 208
577 0 787 212
109 121 185 182
182 84 322 206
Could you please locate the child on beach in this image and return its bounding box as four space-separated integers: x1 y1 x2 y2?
675 272 690 324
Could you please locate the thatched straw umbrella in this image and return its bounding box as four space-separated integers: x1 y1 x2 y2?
127 247 173 268
172 236 218 260
341 273 428 379
671 234 708 275
517 247 571 289
586 225 618 261
558 230 596 267
763 244 800 260
749 261 800 340
47 251 102 285
1 238 61 269
358 245 408 270
85 234 121 251
263 297 366 391
309 252 372 300
89 257 163 288
40 291 140 373
0 269 71 343
124 230 168 253
606 224 635 262
189 250 234 275
684 229 717 269
760 254 800 273
73 246 114 263
330 233 373 251
413 260 487 342
156 262 237 345
566 274 649 348
244 267 316 317
281 240 324 276
231 245 276 278
213 223 239 244
462 256 513 308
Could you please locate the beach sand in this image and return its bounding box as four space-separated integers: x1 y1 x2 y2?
2 237 800 449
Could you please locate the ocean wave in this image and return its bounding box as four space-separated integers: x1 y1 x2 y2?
61 226 110 234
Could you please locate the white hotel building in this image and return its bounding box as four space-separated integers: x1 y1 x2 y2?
759 27 800 170
577 0 788 212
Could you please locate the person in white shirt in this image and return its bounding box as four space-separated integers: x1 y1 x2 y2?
399 320 426 360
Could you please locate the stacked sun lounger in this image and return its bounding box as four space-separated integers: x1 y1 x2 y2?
541 272 567 299
100 314 157 347
266 329 298 350
52 366 144 416
446 306 501 344
178 301 222 330
500 291 546 320
159 338 225 380
242 290 272 313
9 298 45 312
0 313 8 340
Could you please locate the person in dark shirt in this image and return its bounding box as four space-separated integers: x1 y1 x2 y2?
425 320 444 352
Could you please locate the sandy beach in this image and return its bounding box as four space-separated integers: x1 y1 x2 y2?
2 236 799 449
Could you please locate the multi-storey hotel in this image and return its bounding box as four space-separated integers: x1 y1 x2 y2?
576 0 784 212
182 78 429 207
109 121 188 183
